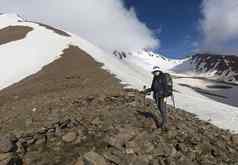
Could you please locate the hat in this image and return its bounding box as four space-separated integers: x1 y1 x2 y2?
152 66 160 73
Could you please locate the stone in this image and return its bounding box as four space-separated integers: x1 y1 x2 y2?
74 158 84 165
83 151 106 165
0 159 10 165
25 118 33 127
0 137 15 153
38 127 47 134
175 143 187 153
74 130 86 144
153 143 174 157
126 141 140 154
6 134 18 143
130 157 149 165
231 135 238 145
60 119 71 129
55 126 63 137
35 136 47 146
62 132 77 143
129 101 137 107
176 154 193 165
125 148 134 154
0 153 11 161
91 117 102 126
143 141 155 154
106 127 137 149
158 158 166 165
3 157 23 165
200 142 212 155
127 92 136 97
103 152 121 165
16 141 26 154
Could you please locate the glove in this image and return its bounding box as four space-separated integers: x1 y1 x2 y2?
140 90 146 94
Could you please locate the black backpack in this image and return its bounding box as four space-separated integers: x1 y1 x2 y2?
163 73 173 97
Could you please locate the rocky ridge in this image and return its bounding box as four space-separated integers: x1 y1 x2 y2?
0 91 238 165
0 46 237 165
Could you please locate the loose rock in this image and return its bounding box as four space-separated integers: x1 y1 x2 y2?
0 137 15 153
62 132 77 143
83 151 107 165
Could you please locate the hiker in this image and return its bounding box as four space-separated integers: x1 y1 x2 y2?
143 66 173 129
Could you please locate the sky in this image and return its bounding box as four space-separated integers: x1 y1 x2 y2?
1 0 238 58
124 0 202 58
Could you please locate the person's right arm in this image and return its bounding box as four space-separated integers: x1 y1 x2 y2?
144 77 155 94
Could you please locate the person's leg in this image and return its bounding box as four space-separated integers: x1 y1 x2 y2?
155 97 163 127
159 97 167 128
153 97 160 128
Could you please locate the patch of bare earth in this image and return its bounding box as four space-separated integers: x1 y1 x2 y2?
0 46 237 165
0 26 33 45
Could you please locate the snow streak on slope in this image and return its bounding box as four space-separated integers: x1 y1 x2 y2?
1 14 238 133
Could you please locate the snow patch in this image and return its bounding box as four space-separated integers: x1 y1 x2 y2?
0 19 71 90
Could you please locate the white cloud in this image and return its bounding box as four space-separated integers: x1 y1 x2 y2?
0 0 159 52
200 0 238 54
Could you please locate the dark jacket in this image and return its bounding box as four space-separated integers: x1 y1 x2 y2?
146 72 166 99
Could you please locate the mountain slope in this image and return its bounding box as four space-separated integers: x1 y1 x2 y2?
0 46 238 165
1 13 238 134
0 13 238 165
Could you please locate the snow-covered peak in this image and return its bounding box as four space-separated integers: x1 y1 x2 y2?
113 50 184 72
0 13 24 29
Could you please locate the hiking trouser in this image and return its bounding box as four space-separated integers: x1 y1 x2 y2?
155 97 167 128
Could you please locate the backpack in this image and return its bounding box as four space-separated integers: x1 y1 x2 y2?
163 73 173 97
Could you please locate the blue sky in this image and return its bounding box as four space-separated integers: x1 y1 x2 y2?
124 0 203 58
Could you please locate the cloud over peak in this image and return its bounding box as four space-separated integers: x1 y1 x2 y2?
200 0 238 54
0 0 159 52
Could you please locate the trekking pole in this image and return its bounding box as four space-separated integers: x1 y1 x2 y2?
165 97 167 112
171 94 176 110
143 85 147 110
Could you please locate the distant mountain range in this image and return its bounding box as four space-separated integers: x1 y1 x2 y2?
191 54 238 82
113 50 238 83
